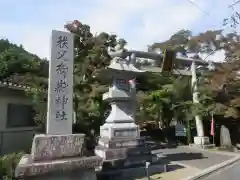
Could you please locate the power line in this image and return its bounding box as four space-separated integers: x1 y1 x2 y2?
225 0 240 29
185 0 210 16
185 0 238 30
228 0 240 8
185 0 221 30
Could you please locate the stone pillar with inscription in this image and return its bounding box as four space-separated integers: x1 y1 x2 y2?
95 53 158 169
15 30 101 180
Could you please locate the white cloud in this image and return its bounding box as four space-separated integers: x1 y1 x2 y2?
0 0 229 62
131 2 203 50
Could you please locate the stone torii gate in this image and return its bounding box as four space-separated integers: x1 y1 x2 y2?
109 49 211 146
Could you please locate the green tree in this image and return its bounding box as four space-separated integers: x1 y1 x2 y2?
0 39 45 81
65 20 126 134
136 73 194 129
0 21 126 134
0 39 48 129
149 29 240 119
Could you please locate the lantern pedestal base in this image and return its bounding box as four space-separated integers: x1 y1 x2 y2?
189 136 215 149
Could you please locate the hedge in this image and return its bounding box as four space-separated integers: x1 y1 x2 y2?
0 152 24 180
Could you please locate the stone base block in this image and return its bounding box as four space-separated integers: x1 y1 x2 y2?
31 134 85 161
194 136 210 145
15 133 103 179
23 169 97 180
15 155 101 179
100 154 156 170
95 145 151 160
189 143 216 149
98 137 145 148
95 137 158 170
100 123 140 139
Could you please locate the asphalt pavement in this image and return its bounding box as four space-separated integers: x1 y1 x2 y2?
97 145 237 180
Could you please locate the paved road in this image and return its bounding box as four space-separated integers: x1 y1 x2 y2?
152 146 232 169
98 146 236 180
201 160 240 180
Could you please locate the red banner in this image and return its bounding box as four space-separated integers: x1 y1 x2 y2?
210 115 214 136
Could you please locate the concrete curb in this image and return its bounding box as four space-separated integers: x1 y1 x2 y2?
181 155 240 180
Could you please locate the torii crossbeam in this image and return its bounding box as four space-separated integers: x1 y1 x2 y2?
109 49 210 76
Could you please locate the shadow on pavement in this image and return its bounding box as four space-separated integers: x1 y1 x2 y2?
97 164 185 180
147 141 178 151
162 152 206 162
97 139 207 180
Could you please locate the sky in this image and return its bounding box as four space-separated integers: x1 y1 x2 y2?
0 0 239 61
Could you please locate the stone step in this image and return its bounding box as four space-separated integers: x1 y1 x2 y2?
189 143 216 149
95 145 152 160
97 137 146 149
15 155 102 178
100 154 155 171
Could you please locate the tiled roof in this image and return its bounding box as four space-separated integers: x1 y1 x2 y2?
0 81 47 92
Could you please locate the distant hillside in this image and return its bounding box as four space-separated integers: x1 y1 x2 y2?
0 39 49 87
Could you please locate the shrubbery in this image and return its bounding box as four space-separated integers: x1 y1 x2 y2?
0 152 23 180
